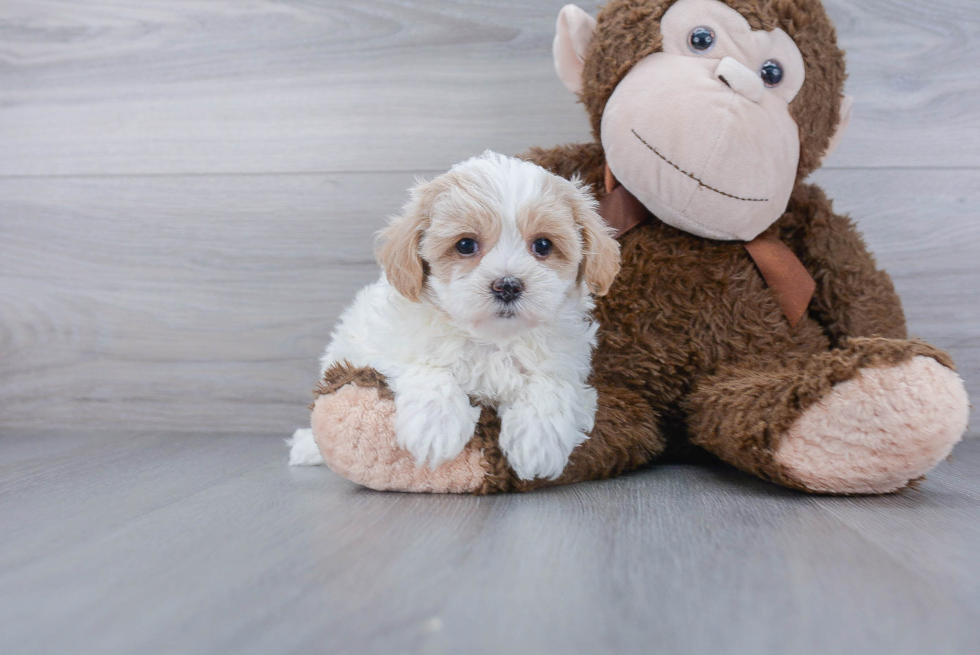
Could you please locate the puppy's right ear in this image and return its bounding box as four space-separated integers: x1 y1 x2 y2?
376 179 441 302
554 5 597 95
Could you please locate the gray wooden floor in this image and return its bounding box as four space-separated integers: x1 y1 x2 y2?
3 433 979 655
1 1 978 653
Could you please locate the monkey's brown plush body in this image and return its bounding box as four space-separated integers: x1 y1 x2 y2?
309 0 969 495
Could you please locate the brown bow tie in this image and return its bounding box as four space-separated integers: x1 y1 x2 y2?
598 170 816 328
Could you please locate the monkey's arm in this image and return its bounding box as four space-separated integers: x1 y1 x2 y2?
786 182 907 344
519 142 606 194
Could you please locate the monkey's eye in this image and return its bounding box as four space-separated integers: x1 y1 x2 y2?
455 238 479 256
688 27 716 53
760 60 784 87
531 238 553 257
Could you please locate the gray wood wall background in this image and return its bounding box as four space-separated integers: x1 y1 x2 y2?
1 0 978 438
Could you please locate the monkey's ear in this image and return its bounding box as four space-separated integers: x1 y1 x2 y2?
820 94 854 165
554 5 597 95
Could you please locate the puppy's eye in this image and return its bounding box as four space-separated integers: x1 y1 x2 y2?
455 238 478 256
531 238 553 257
688 26 716 53
760 60 783 87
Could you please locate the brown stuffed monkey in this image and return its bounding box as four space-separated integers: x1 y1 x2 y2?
307 0 970 494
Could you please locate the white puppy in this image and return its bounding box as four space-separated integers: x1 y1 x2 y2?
289 151 620 480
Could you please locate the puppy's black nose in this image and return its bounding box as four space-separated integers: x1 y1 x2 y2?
491 276 523 303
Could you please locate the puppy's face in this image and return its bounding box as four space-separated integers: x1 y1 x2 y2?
377 153 620 340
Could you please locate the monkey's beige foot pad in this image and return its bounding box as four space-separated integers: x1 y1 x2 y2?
775 356 970 494
311 384 487 493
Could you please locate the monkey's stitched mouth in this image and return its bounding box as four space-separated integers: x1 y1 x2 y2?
631 129 768 203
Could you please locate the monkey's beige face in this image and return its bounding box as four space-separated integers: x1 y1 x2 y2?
377 154 620 341
600 0 806 241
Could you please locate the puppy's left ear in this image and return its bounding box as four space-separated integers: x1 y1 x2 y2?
569 181 621 296
376 178 441 302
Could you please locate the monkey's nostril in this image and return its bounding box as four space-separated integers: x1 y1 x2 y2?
491 276 524 303
718 74 731 89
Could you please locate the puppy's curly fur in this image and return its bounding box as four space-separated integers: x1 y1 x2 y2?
293 152 620 482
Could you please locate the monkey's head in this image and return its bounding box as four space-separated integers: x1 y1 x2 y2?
553 0 851 241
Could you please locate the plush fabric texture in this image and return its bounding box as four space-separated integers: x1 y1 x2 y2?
581 0 846 178
309 0 970 495
554 4 598 94
311 365 486 494
686 338 958 491
774 356 970 494
597 0 807 240
313 361 394 404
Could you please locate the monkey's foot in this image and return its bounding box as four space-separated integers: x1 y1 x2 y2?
774 356 969 494
312 383 488 493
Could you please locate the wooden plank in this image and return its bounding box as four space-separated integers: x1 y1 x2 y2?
821 0 980 169
0 0 978 176
0 168 976 436
0 172 410 433
0 0 596 176
1 432 978 654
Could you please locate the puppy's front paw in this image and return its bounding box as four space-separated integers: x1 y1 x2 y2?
499 390 594 480
394 386 481 469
